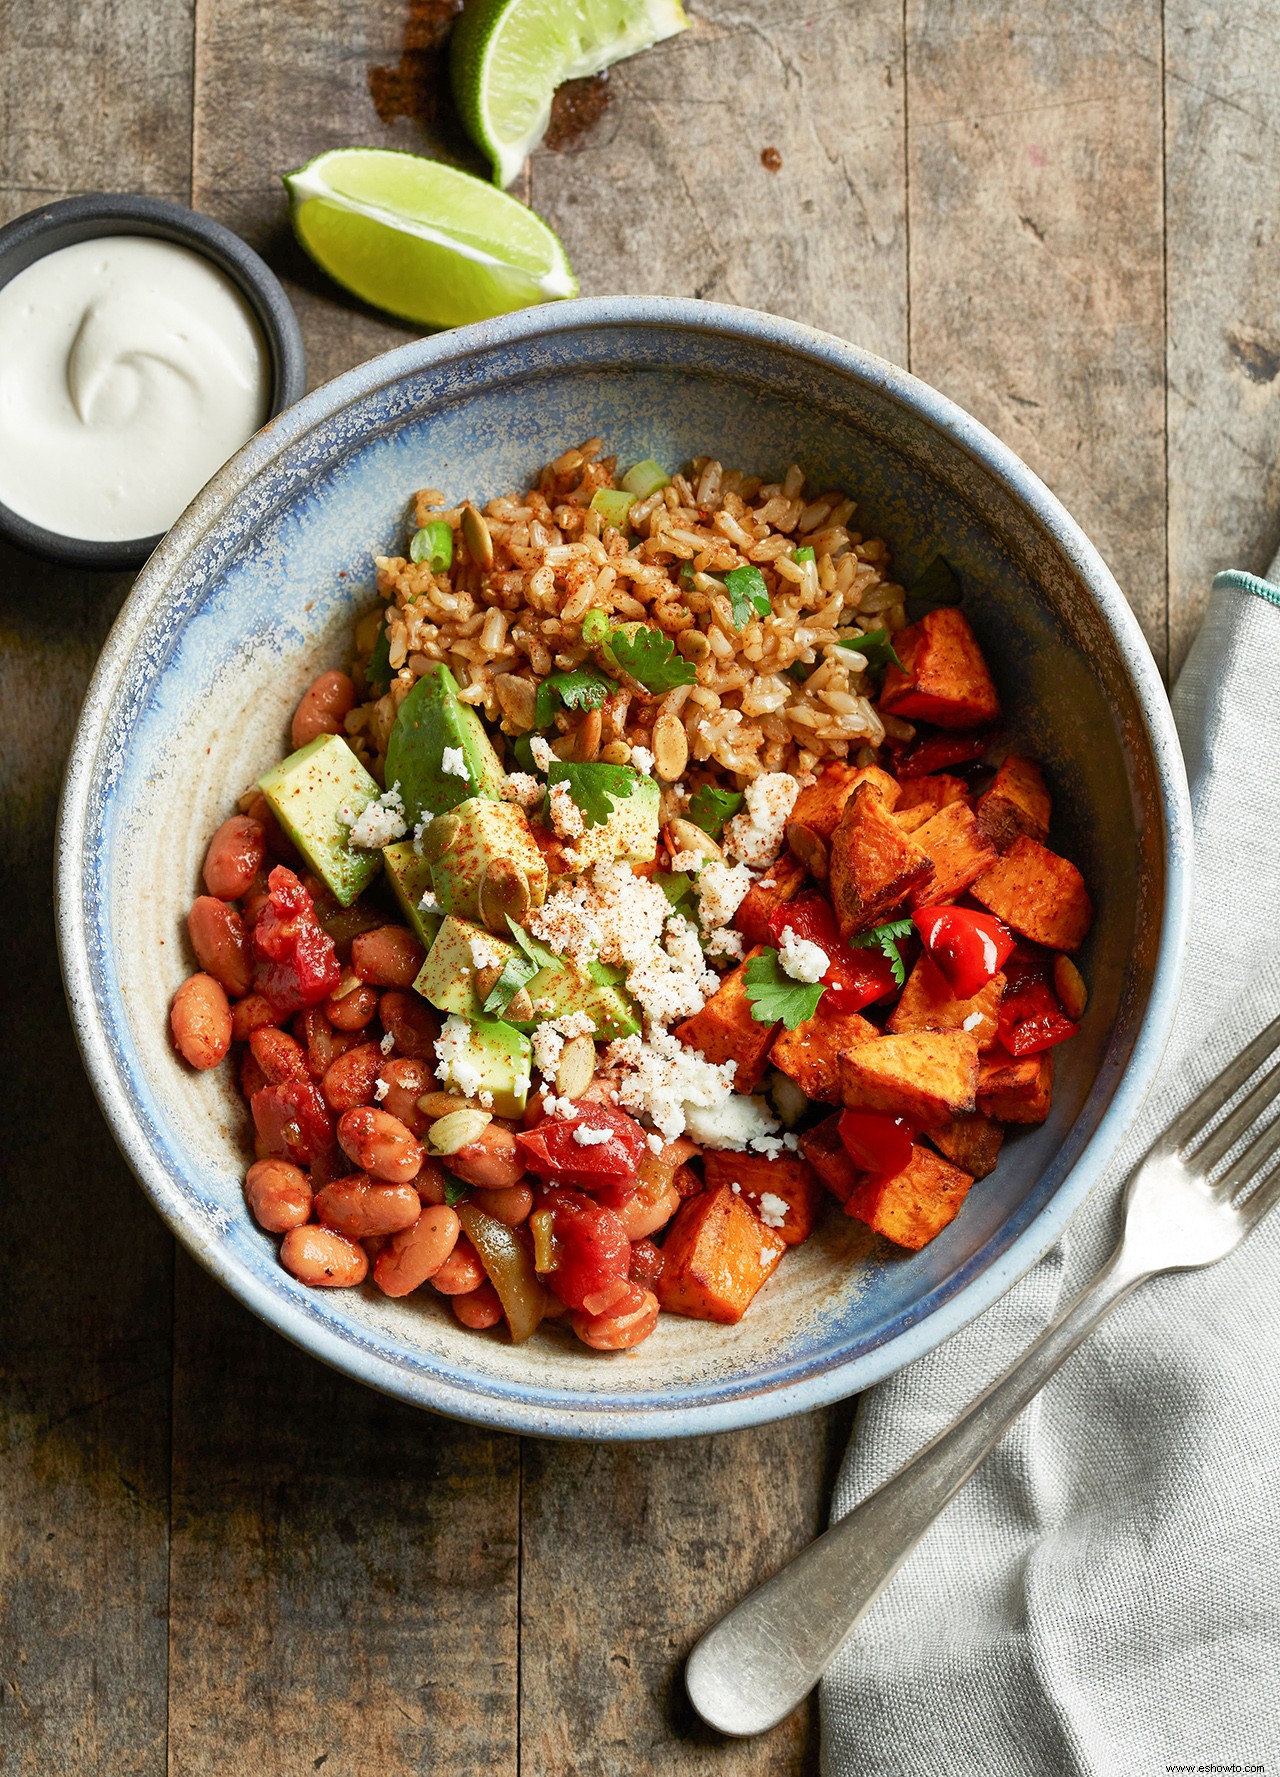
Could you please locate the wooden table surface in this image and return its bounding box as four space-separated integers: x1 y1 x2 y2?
3 2 1278 1771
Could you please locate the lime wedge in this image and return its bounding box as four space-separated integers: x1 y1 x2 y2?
284 147 578 329
452 0 689 188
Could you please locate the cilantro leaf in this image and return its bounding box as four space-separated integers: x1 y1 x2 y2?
743 948 827 1029
603 626 696 696
545 761 639 829
837 628 903 672
724 564 771 628
533 664 611 729
906 555 962 620
482 951 538 1015
848 917 915 987
655 871 696 915
505 916 563 973
442 1177 470 1207
580 607 612 645
366 618 393 696
678 560 696 589
687 784 743 841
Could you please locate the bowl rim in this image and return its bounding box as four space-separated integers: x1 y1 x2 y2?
55 295 1193 1439
0 192 307 571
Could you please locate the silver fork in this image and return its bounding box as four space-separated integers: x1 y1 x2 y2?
685 1014 1280 1737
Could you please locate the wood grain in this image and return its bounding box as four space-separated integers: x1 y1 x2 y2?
904 0 1168 667
1164 1 1280 669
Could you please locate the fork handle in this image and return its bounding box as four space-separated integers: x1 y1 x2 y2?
685 1243 1149 1737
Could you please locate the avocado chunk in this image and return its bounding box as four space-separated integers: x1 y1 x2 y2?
419 798 549 930
435 1014 531 1118
414 915 519 1019
384 662 505 825
382 840 441 949
514 965 639 1042
258 734 385 908
548 764 661 870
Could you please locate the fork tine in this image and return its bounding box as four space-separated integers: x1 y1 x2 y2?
1211 1112 1280 1209
1186 1056 1280 1173
1160 1013 1280 1155
1234 1149 1280 1231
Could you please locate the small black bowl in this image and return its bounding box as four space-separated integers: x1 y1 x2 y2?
0 193 306 571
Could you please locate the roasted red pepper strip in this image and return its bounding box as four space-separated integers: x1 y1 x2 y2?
769 894 899 1012
913 904 1014 1001
837 1109 916 1187
998 979 1079 1055
251 866 341 1015
894 731 994 778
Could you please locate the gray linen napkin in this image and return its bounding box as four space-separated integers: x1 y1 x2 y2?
821 571 1280 1776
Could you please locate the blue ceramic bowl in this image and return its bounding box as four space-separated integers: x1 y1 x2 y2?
56 298 1191 1439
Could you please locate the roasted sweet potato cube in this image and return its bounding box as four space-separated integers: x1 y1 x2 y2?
838 1030 979 1126
970 837 1092 951
879 608 1000 729
789 762 900 848
977 754 1051 850
887 955 1005 1052
894 774 970 834
734 854 807 946
702 1152 823 1246
829 782 933 937
655 1184 787 1322
844 1145 975 1250
798 1114 860 1204
770 1005 878 1104
908 801 999 907
674 947 776 1092
927 1112 1005 1179
977 1048 1053 1123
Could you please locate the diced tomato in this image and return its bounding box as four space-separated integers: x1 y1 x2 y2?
629 1238 665 1288
251 866 341 1016
913 904 1015 1000
515 1101 647 1195
894 731 994 778
768 894 898 1012
541 1188 632 1313
837 1108 915 1187
250 1080 334 1164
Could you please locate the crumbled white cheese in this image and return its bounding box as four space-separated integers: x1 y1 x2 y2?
757 1191 790 1229
540 1091 576 1118
412 814 432 855
749 1133 787 1159
434 1014 485 1099
696 858 754 930
341 782 408 849
778 927 829 984
549 780 585 840
531 1023 565 1078
572 1124 613 1147
418 888 441 914
501 771 544 809
723 772 799 867
380 1031 395 1056
668 849 702 873
607 1024 738 1140
529 735 555 772
373 1077 390 1102
478 1089 494 1110
645 1133 666 1156
469 934 505 971
730 1179 741 1194
441 745 469 781
630 745 655 775
557 1010 594 1039
782 1132 799 1151
684 1092 780 1152
626 914 718 1026
962 1011 984 1031
705 927 746 962
529 885 603 967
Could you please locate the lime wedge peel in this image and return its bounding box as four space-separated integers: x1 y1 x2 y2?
452 0 690 188
284 148 577 331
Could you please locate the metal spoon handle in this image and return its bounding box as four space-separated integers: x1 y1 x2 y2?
685 1246 1145 1737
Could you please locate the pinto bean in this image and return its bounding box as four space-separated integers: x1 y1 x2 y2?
280 1225 368 1288
291 670 356 751
244 792 297 863
323 981 380 1031
231 993 278 1042
202 815 266 900
614 1183 680 1241
336 1106 423 1183
321 1041 384 1113
413 1158 452 1205
571 1284 660 1351
378 991 440 1060
429 1236 486 1296
187 896 252 996
241 873 272 930
442 1123 524 1191
244 1159 312 1232
352 926 425 989
452 1281 504 1330
171 972 231 1069
249 1024 310 1084
378 1058 433 1133
477 1183 534 1227
372 1205 461 1298
240 1049 269 1100
315 1173 421 1240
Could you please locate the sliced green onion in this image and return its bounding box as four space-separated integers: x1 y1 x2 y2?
581 607 612 645
410 520 453 572
678 561 696 589
589 488 636 530
793 545 816 564
620 458 671 498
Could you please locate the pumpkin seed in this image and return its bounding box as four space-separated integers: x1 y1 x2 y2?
667 816 722 862
1053 954 1088 1021
555 1033 596 1099
461 502 494 569
427 1108 492 1155
479 858 531 931
651 711 689 781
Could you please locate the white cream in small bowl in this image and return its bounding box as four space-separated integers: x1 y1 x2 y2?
0 196 305 568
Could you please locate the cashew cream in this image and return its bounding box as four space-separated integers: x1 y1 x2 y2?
0 235 270 542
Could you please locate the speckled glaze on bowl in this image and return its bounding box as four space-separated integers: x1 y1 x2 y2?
56 298 1191 1440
